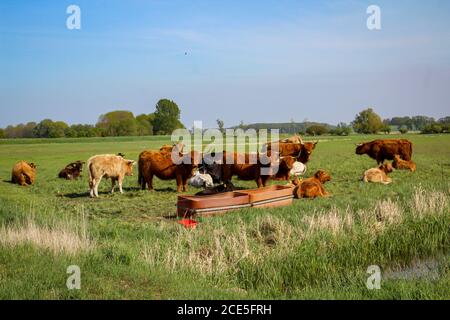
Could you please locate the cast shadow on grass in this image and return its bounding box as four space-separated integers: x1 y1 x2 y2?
60 186 178 198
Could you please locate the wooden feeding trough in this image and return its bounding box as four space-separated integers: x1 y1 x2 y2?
177 185 295 217
177 192 251 216
239 185 294 208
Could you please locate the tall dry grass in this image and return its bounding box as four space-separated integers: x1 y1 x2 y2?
0 208 93 255
410 185 448 218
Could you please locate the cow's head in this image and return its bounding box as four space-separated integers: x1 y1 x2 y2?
355 142 369 155
124 160 136 176
393 154 402 162
298 141 318 164
314 170 331 183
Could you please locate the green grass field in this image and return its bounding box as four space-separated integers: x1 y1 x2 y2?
0 134 449 299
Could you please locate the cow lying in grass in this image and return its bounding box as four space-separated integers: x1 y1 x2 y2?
293 170 331 198
362 163 394 185
88 154 136 197
393 154 416 172
58 160 85 180
11 161 36 186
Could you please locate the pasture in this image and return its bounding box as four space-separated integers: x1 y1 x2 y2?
0 134 449 299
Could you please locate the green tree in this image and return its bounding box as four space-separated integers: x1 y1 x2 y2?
152 99 184 135
96 111 138 136
0 128 4 139
306 125 328 136
330 122 351 136
216 119 225 134
136 114 153 136
33 119 68 138
399 125 409 134
352 108 383 134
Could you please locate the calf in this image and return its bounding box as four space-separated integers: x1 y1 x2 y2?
362 163 394 185
393 154 416 172
88 154 136 197
58 160 84 180
11 161 36 186
294 170 331 198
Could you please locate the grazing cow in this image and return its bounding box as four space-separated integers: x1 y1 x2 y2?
11 161 36 186
393 154 416 172
355 139 412 164
362 163 394 185
264 141 318 164
58 161 85 180
293 170 331 198
88 155 136 197
138 150 199 192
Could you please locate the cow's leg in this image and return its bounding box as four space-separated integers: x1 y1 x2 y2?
145 173 154 191
118 176 124 194
90 178 95 197
182 176 188 192
176 174 183 192
256 176 264 188
111 178 116 194
94 176 103 197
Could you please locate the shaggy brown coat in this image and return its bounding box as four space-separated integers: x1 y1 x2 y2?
11 161 36 186
294 170 331 198
393 154 416 172
138 150 199 192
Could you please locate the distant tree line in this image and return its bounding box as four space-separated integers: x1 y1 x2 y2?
0 99 184 139
350 108 450 135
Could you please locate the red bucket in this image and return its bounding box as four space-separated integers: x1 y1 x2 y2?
178 219 198 229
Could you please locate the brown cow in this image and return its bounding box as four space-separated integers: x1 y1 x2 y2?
293 170 331 198
356 139 412 164
138 150 199 192
11 161 36 186
58 160 85 180
221 152 298 188
393 154 416 172
264 141 318 164
362 163 394 185
88 155 136 197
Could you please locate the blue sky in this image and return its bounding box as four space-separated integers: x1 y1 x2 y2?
1 0 449 128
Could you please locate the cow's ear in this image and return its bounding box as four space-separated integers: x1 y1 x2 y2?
128 160 136 166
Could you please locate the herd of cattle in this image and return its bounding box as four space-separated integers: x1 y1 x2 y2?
10 136 416 199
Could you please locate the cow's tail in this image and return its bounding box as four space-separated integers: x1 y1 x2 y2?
137 158 146 190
